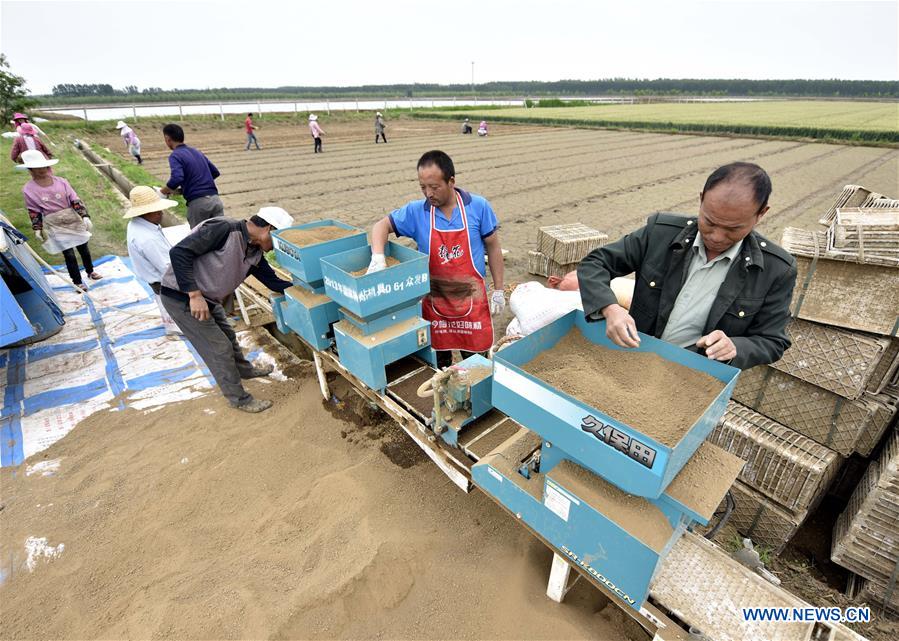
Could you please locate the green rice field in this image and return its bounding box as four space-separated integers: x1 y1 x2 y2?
430 100 899 144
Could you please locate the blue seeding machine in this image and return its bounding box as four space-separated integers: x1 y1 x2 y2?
265 218 854 641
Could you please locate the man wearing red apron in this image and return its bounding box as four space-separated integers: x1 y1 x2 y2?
367 150 506 368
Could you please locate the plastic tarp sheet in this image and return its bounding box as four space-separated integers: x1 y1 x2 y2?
0 255 215 467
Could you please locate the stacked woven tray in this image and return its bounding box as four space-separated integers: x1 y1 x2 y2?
709 183 899 560
734 366 895 458
772 319 899 399
832 429 899 612
829 209 899 265
818 184 884 226
782 228 899 334
527 223 607 278
719 480 806 554
710 402 840 513
526 250 575 279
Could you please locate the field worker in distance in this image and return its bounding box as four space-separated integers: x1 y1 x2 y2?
115 121 142 164
366 150 506 369
477 120 488 136
18 149 102 291
245 113 261 150
375 112 387 143
160 123 224 228
11 112 47 138
10 123 52 163
123 186 181 333
461 118 472 134
578 162 797 370
159 206 295 413
308 114 325 153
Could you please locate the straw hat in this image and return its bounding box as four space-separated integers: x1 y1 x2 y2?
254 206 293 229
115 121 127 129
376 112 382 117
308 114 317 121
15 149 58 169
124 186 178 219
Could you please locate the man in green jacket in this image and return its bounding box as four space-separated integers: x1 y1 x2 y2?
578 162 796 370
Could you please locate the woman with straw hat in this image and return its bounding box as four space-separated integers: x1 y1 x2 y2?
11 112 47 138
18 149 101 290
10 123 52 163
124 186 181 333
115 121 142 164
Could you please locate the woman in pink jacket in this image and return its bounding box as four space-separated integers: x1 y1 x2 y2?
308 114 325 153
10 124 52 163
18 150 102 290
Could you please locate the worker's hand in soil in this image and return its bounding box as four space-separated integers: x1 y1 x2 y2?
365 253 387 275
696 330 736 362
489 290 506 315
189 291 211 321
602 303 640 348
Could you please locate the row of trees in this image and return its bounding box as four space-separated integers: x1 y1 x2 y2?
38 78 899 103
51 83 163 97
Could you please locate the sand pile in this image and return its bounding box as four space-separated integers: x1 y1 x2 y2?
279 225 358 246
524 329 723 447
0 369 643 640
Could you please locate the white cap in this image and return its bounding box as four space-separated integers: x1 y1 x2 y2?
376 112 382 117
255 206 293 230
308 114 317 121
115 121 127 129
15 149 59 169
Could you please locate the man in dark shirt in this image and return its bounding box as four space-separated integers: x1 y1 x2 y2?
160 123 224 228
578 162 797 370
160 206 295 413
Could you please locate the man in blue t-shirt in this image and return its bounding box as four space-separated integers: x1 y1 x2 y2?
160 123 224 228
367 150 506 368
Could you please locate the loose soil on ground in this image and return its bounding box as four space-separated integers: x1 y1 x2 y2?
0 370 646 640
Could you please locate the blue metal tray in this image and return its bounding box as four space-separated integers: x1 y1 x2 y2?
491 311 739 499
320 241 429 319
338 301 422 336
280 285 340 351
272 219 367 285
334 317 430 391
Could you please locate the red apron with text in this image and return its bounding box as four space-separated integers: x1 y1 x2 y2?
422 193 493 352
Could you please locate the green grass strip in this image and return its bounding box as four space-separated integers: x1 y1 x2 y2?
411 112 899 146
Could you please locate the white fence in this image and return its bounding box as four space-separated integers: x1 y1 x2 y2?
43 98 528 122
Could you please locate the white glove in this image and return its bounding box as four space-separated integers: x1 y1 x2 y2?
365 253 387 275
35 230 44 242
83 217 93 231
489 289 506 315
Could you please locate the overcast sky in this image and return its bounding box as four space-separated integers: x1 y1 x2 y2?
2 0 896 94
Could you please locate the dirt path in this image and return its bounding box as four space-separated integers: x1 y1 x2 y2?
0 371 645 640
